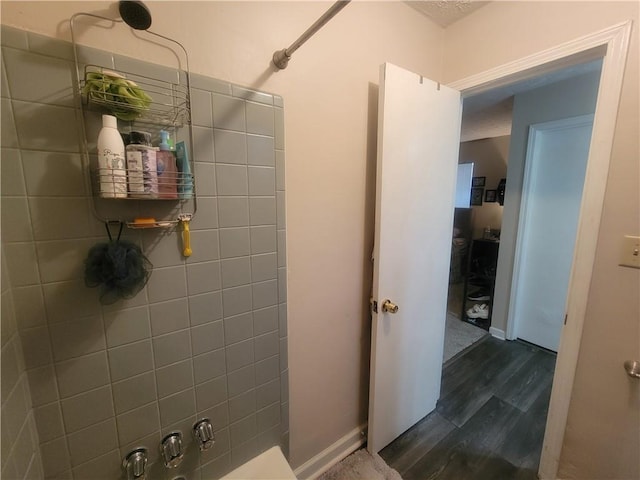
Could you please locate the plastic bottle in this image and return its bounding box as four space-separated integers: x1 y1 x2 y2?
175 141 193 199
126 131 158 198
156 130 178 199
97 114 127 198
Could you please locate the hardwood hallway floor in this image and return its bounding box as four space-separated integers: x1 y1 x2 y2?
380 336 556 480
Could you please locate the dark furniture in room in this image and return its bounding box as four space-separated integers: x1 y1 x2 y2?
461 238 500 330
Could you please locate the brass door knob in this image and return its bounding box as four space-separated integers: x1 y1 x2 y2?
382 300 399 314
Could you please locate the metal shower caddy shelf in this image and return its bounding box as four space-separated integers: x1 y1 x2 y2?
70 12 197 230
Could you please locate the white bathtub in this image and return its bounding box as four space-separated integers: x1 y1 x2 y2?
220 446 297 479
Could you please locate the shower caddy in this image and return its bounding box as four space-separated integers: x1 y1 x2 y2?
70 12 197 234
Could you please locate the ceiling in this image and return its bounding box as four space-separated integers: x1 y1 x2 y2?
406 1 490 28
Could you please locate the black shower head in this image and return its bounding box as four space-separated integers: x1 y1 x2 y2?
119 0 152 30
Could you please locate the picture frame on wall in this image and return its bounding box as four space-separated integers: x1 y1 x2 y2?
472 176 486 187
470 187 484 206
485 189 497 202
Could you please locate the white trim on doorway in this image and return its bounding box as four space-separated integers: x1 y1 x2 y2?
447 20 632 480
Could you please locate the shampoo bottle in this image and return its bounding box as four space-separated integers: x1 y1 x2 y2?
175 141 193 199
97 114 127 198
126 131 158 198
156 130 178 199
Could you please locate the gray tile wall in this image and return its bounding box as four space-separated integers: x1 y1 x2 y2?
0 25 288 480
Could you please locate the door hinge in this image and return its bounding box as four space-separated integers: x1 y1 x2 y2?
370 297 378 313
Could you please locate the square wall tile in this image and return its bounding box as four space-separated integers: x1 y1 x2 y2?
254 331 279 362
156 359 193 398
216 164 248 196
1 25 29 49
250 226 276 255
195 162 216 195
153 329 192 368
222 285 252 318
191 320 224 355
218 197 249 228
39 437 71 477
1 98 18 148
1 148 25 196
251 253 277 283
49 315 106 362
71 450 121 480
190 197 218 230
2 375 28 439
26 31 74 60
19 326 52 369
277 230 287 267
56 351 110 398
190 73 232 95
33 403 64 443
246 103 274 136
224 312 253 345
147 266 187 303
212 94 246 131
185 229 220 264
221 257 251 289
149 298 189 336
112 372 157 415
103 305 150 348
22 151 85 196
36 238 94 284
193 348 226 384
4 242 39 286
42 279 101 323
60 385 114 433
249 197 276 226
116 402 160 446
247 135 275 167
188 291 223 326
141 230 184 268
277 191 286 229
159 389 196 426
255 356 280 386
256 378 280 410
229 390 256 423
253 306 278 336
257 403 280 434
274 107 285 150
1 196 33 242
1 341 20 402
108 339 154 382
228 365 255 398
225 339 254 372
252 280 278 310
27 365 59 407
28 197 92 241
278 267 287 303
195 375 228 411
276 150 285 191
191 88 213 127
192 126 215 163
279 303 288 338
248 167 275 196
12 100 80 152
67 419 118 467
232 86 273 105
186 260 221 295
220 228 250 259
229 414 256 449
214 129 247 165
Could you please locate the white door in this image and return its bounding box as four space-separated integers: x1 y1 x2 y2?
368 63 462 453
510 115 593 352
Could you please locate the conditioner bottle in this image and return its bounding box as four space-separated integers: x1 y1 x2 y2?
97 114 127 198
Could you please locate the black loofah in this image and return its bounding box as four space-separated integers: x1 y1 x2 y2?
84 222 152 304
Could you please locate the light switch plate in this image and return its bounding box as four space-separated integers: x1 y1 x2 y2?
619 235 640 269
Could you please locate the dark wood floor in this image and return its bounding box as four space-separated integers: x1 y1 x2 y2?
380 336 556 480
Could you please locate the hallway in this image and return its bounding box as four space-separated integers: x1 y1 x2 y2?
380 337 556 479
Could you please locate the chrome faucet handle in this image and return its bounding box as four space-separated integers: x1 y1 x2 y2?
193 418 216 451
122 448 148 480
160 432 184 468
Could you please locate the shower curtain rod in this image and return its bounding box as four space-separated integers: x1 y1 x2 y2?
272 0 351 70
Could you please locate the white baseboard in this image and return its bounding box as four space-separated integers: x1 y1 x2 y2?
489 327 506 340
293 424 367 480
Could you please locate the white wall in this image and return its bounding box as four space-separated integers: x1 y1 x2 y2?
444 3 639 478
0 0 445 468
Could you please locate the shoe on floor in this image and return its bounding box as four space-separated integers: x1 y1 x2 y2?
467 290 490 301
466 303 489 319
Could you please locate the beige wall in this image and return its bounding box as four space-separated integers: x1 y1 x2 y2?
445 2 639 478
458 135 510 239
0 0 444 468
